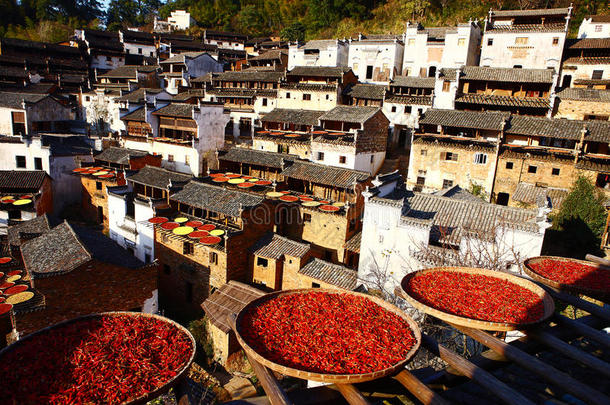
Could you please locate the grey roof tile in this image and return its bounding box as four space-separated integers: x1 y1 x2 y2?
298 258 357 290
171 181 265 217
220 147 295 169
94 147 149 165
287 66 351 78
127 165 192 189
201 281 265 333
344 84 386 100
250 232 310 259
390 76 436 88
261 108 324 126
280 160 369 189
319 105 380 123
0 170 49 191
419 109 509 130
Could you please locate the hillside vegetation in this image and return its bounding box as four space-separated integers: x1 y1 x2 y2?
0 0 608 43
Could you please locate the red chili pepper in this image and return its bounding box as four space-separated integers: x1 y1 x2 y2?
529 258 610 292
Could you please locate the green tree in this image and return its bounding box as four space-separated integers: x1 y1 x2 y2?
551 175 607 258
280 21 305 42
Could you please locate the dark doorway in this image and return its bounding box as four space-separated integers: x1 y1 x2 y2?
496 192 510 206
97 206 104 223
562 75 572 88
428 66 436 77
366 65 373 80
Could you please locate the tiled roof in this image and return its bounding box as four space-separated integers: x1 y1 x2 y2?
319 105 380 123
219 147 295 169
566 38 610 49
116 88 165 103
21 221 91 276
7 214 53 247
575 156 610 173
419 109 508 131
171 181 265 217
0 170 49 191
99 65 158 78
385 95 432 105
400 192 540 245
173 89 206 100
287 66 351 78
71 224 144 269
298 258 358 290
280 160 369 188
563 56 610 65
95 147 149 165
208 88 277 97
454 66 555 83
344 84 386 100
433 185 485 204
127 165 192 189
261 108 324 126
300 40 345 50
557 87 610 102
490 8 570 17
202 281 265 333
391 76 436 88
574 79 610 86
121 107 147 122
344 231 361 253
160 52 211 64
589 15 610 23
281 83 337 91
0 92 51 109
512 182 568 209
151 103 195 118
455 94 550 109
250 232 310 259
249 49 287 61
506 116 610 142
215 71 284 82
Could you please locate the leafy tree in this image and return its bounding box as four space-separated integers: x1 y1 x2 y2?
280 21 305 42
550 175 607 258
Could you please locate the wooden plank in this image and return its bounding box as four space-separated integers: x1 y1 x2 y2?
584 254 610 267
452 324 610 405
554 314 610 350
394 369 451 405
526 328 610 379
421 334 536 405
335 384 370 405
546 288 610 322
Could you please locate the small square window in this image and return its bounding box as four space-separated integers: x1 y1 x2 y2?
487 38 493 46
528 165 537 174
326 94 330 100
285 92 291 98
405 106 412 114
391 106 397 113
552 168 560 176
96 181 102 190
312 282 321 288
183 241 194 255
474 153 487 164
210 252 218 264
442 179 454 189
552 37 559 45
256 257 268 267
592 70 604 80
444 152 458 161
515 37 528 45
138 48 142 54
262 98 267 106
370 155 374 163
15 156 26 168
442 80 451 92
317 152 324 161
34 157 42 170
303 213 311 223
506 161 514 170
339 156 346 164
303 94 311 101
595 25 602 32
457 38 465 46
168 154 174 162
421 149 427 156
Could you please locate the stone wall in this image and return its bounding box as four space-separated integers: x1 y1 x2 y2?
555 98 610 120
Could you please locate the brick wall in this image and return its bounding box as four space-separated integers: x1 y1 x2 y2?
358 110 390 153
35 176 53 216
81 175 126 231
555 99 610 121
129 154 163 171
280 253 312 290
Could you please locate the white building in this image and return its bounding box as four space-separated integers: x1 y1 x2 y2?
357 174 550 295
0 92 73 136
348 35 404 83
480 7 571 70
578 15 610 39
203 30 247 51
120 30 157 59
74 29 125 72
121 102 230 176
160 52 223 95
288 40 349 70
402 22 482 78
154 10 195 32
0 133 95 213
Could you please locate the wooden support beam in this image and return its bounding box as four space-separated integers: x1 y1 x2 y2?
335 384 370 405
421 334 535 405
545 288 610 322
554 314 610 350
526 328 610 379
394 369 451 405
451 324 610 405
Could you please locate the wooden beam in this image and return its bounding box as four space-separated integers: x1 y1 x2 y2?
421 334 535 405
394 369 451 405
554 314 610 350
545 288 610 322
335 384 370 405
451 324 610 405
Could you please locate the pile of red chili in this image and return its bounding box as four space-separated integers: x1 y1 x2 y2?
528 258 610 292
404 271 545 324
240 291 416 374
0 314 193 404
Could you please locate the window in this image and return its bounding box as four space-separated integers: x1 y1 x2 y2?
85 96 90 102
515 37 528 45
8 210 21 220
339 156 346 164
34 157 42 170
416 176 425 186
185 155 189 165
183 241 194 255
457 38 465 46
11 111 25 135
528 165 537 174
325 94 330 100
106 56 112 61
285 92 291 98
408 38 415 46
474 153 488 164
96 181 102 190
442 179 454 189
366 65 373 80
138 48 142 54
185 282 193 303
262 98 267 106
317 152 324 161
592 70 604 80
303 93 311 101
444 152 458 161
353 63 359 71
391 106 397 112
256 257 268 267
168 154 174 162
506 161 514 170
405 106 412 114
552 168 560 176
303 213 312 223
421 149 427 156
210 252 218 265
312 282 321 288
595 25 603 32
442 80 451 92
15 156 26 168
163 264 171 275
552 37 559 45
370 155 374 163
487 38 493 46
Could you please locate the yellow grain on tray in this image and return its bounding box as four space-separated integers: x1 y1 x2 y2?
6 275 21 282
6 291 34 304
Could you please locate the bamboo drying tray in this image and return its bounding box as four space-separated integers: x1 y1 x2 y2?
524 256 610 300
400 266 555 332
233 288 421 384
0 311 196 405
